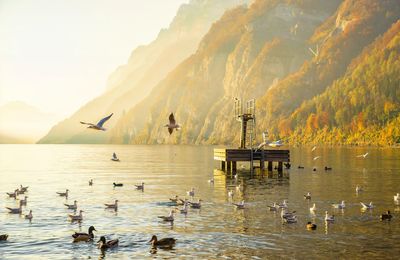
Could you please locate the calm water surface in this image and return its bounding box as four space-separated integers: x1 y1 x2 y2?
0 145 399 259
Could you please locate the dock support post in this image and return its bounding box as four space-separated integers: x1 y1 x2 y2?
232 161 237 172
268 161 273 171
227 161 231 172
278 162 283 172
260 150 265 171
221 161 226 170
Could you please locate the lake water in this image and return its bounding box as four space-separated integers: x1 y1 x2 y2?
0 145 399 259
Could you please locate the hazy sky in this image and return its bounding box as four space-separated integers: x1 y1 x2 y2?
0 0 188 118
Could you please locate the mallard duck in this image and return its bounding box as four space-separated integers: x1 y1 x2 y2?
89 179 93 186
332 201 345 209
135 182 144 190
20 196 28 206
6 201 23 214
6 190 18 199
310 203 317 213
306 222 317 230
233 200 245 209
149 235 176 247
0 234 8 241
69 210 84 221
187 188 195 197
97 236 119 249
113 183 123 187
360 202 374 210
268 202 278 212
56 189 69 198
278 200 288 209
177 198 188 206
325 211 334 222
304 192 311 200
25 210 33 220
158 210 175 222
72 226 96 242
189 199 202 209
380 210 392 221
169 195 179 203
65 200 78 210
105 200 118 210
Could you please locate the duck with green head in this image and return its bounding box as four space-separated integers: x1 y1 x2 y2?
149 235 176 247
97 236 119 250
72 226 96 242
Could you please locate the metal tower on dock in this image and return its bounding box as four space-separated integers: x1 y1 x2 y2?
234 98 256 149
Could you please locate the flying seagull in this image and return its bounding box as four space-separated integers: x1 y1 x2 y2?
164 113 180 135
80 113 113 131
356 152 369 158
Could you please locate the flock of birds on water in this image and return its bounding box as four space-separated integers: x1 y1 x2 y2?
1 112 399 254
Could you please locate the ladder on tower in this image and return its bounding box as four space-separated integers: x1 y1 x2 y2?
246 99 256 149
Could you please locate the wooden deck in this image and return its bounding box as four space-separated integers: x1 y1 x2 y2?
214 148 290 172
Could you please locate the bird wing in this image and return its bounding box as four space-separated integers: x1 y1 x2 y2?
168 128 173 135
97 113 113 127
80 121 95 126
169 113 176 125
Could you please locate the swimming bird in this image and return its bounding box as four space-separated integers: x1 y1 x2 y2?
164 113 180 135
72 226 96 242
20 196 28 206
5 201 23 214
332 201 345 209
278 200 288 209
189 199 202 209
19 185 29 193
356 185 363 193
0 234 8 241
228 190 234 199
311 146 317 152
310 203 317 213
113 183 123 187
306 222 317 230
56 189 69 198
25 210 33 220
394 193 400 202
281 209 296 219
6 190 18 199
325 211 334 222
187 188 195 197
269 140 283 147
233 200 245 209
268 202 278 212
313 156 321 161
111 152 120 162
312 167 317 172
380 210 392 221
304 192 311 200
208 178 214 184
104 200 118 210
149 235 176 247
97 236 119 250
298 166 305 169
69 210 84 221
135 182 144 191
360 202 374 210
177 202 189 214
324 166 332 171
356 152 369 158
80 113 113 131
284 215 297 224
89 179 93 186
158 210 175 222
64 200 78 210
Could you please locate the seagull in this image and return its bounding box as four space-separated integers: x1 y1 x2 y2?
177 202 189 214
278 200 288 209
332 201 346 209
311 146 317 152
20 196 28 206
304 192 311 200
208 178 214 184
6 190 18 199
310 203 317 213
69 210 84 221
233 200 245 209
269 140 283 147
187 188 195 197
356 185 363 193
325 211 335 222
56 189 69 198
356 152 369 158
164 113 180 135
268 202 279 211
111 152 120 161
135 182 144 191
80 113 113 131
25 210 33 220
5 201 23 214
313 156 321 161
281 209 296 219
380 210 392 221
189 199 202 209
256 131 269 151
105 200 118 210
64 200 78 210
158 210 175 222
394 193 400 203
284 215 297 224
228 190 234 199
360 202 374 210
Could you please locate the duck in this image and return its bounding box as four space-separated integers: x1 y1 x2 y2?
360 202 374 210
189 199 202 209
17 188 26 195
312 167 317 172
324 166 332 171
20 185 29 192
284 215 297 224
278 200 288 209
56 189 69 198
394 193 400 202
332 201 345 209
233 200 245 209
104 200 118 210
356 185 363 193
6 190 18 199
310 203 317 213
149 235 176 247
380 210 392 221
268 202 278 212
6 201 23 214
72 226 96 242
64 200 78 210
135 182 144 191
158 210 175 222
169 195 179 203
113 183 123 187
20 196 28 206
69 210 84 221
89 179 93 186
325 211 334 222
236 184 243 192
297 165 305 169
0 234 8 241
304 192 311 200
187 188 195 197
25 210 33 220
306 222 317 230
284 162 291 169
281 209 296 219
97 236 119 250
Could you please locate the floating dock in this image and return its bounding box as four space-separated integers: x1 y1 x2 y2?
214 148 290 173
